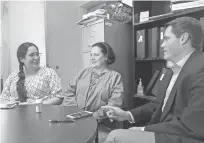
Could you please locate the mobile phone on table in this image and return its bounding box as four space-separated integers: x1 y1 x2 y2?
66 111 93 119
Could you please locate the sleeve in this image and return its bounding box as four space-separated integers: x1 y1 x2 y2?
62 68 87 107
141 127 145 131
0 72 16 101
145 70 204 141
129 100 159 124
48 68 64 99
107 73 124 107
127 111 135 123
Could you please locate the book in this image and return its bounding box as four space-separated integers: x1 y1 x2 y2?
200 17 204 51
144 70 160 95
148 27 159 58
136 29 146 59
158 27 165 58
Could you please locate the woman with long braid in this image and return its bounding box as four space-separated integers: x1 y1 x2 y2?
0 42 63 104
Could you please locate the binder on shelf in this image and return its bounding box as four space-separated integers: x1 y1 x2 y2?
147 29 152 58
200 17 204 34
200 17 204 51
136 29 146 59
148 27 159 58
153 27 160 58
144 70 160 95
158 27 165 58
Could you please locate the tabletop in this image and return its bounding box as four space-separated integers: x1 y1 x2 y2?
0 105 97 143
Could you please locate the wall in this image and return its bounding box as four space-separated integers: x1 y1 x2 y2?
0 1 2 91
1 1 46 82
1 1 93 89
0 1 2 77
45 1 87 88
1 1 11 84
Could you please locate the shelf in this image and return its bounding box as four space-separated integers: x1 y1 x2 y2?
76 16 106 25
134 6 204 30
133 94 156 101
135 58 166 62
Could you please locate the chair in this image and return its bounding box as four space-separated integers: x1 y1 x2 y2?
95 119 123 143
94 110 123 143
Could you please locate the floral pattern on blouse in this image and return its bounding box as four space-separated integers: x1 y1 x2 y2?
0 66 63 103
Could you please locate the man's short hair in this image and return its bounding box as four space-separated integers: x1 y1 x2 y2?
165 16 204 50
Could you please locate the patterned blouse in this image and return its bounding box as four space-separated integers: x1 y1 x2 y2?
63 67 124 112
0 66 63 103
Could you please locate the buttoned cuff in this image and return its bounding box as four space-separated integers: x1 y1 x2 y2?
141 127 145 131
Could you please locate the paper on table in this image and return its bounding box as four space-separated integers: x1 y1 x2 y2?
0 103 18 109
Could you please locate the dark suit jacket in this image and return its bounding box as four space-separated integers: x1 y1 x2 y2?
130 50 204 143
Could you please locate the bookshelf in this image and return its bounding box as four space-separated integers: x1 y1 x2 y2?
134 6 204 30
132 1 204 104
132 1 171 95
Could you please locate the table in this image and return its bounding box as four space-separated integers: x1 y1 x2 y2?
0 105 97 143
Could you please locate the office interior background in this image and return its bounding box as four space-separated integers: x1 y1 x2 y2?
0 0 204 109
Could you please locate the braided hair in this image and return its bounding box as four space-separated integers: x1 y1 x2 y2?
16 42 38 102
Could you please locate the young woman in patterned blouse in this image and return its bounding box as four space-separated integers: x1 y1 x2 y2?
0 42 63 105
63 42 124 115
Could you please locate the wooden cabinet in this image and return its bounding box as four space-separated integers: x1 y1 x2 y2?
81 18 134 109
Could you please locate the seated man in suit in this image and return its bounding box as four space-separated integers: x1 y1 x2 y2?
102 16 204 143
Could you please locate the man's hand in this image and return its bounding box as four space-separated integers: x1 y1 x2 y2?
101 106 131 121
93 108 108 120
129 127 145 131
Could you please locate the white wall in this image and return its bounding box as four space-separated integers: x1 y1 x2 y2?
1 1 10 84
0 1 2 77
45 1 86 88
0 1 1 47
1 1 46 82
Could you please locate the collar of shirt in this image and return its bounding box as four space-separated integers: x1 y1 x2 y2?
171 50 195 74
92 68 110 75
